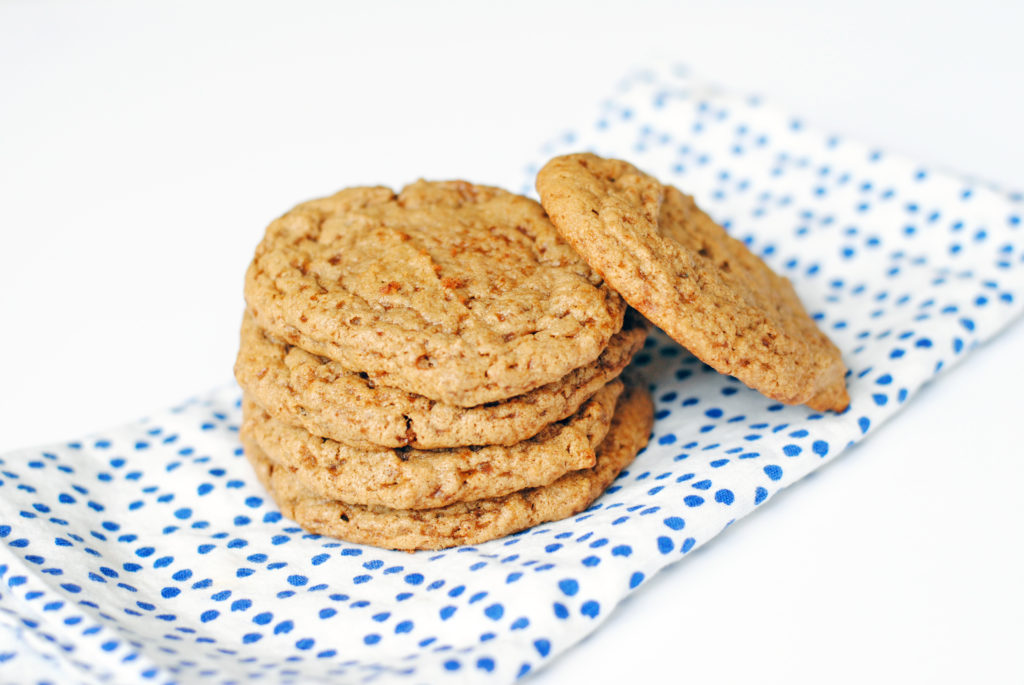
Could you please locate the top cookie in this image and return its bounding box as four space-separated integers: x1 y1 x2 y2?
244 181 626 407
536 153 849 412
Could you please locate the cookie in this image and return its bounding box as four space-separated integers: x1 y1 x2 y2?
235 309 648 449
241 380 623 510
243 180 626 407
536 153 849 412
244 383 654 551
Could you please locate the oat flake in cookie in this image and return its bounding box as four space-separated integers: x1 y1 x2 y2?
244 181 626 407
245 382 654 551
536 153 849 412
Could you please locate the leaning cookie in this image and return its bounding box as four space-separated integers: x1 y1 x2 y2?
235 309 648 449
536 153 849 412
241 380 622 510
245 383 654 551
244 181 626 407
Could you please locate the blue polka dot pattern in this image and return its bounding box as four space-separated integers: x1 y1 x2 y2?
2 63 1022 684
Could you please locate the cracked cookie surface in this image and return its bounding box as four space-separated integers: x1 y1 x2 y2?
245 382 653 551
241 380 622 510
234 309 647 449
537 153 849 411
244 181 626 407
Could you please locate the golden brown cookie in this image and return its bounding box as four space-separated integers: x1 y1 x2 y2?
244 382 653 551
536 153 849 412
234 309 648 449
241 380 622 510
243 181 626 407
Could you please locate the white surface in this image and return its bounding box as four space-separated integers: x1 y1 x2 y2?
1 1 1022 683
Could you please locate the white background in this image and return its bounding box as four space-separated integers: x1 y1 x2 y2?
2 1 1023 683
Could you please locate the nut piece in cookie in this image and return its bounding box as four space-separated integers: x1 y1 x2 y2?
536 152 849 412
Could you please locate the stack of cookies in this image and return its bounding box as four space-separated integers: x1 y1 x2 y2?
236 180 653 551
236 154 850 551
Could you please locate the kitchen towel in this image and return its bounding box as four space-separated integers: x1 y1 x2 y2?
1 63 1022 684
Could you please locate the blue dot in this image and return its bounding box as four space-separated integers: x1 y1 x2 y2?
764 465 783 481
663 516 685 530
364 634 380 645
553 603 569 619
580 601 600 618
657 536 673 554
558 579 579 596
295 638 314 650
227 599 250 612
714 489 734 505
510 617 529 630
395 620 413 634
484 604 504 621
629 572 644 589
812 440 829 456
681 538 696 553
684 495 704 507
439 606 456 620
611 544 632 557
534 639 551 657
858 417 871 434
477 657 495 672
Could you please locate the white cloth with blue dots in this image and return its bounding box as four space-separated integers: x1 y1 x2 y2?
2 64 1022 685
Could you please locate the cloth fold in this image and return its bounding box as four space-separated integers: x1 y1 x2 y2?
2 63 1022 684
